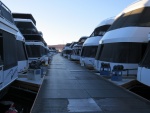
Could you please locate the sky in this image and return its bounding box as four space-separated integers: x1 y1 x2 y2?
2 0 137 45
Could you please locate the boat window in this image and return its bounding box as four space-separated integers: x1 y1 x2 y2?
95 44 104 60
0 2 14 23
26 45 32 57
78 37 87 44
17 41 28 61
41 47 46 56
26 45 42 57
81 46 98 58
65 43 71 47
139 42 150 68
2 31 17 70
90 25 111 37
23 35 43 41
15 21 38 34
73 47 81 55
99 42 147 63
108 7 150 31
42 48 46 56
63 50 72 54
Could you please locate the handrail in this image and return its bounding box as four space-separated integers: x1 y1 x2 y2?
0 1 14 24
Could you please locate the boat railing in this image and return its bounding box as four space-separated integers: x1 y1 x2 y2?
0 1 14 24
112 65 137 76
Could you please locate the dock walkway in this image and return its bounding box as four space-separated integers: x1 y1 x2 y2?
31 53 150 113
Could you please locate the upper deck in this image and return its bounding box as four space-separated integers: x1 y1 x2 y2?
12 13 36 25
0 1 14 24
0 1 18 34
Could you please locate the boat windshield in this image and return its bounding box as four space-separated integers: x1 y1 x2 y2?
108 7 150 31
78 37 87 44
90 25 111 37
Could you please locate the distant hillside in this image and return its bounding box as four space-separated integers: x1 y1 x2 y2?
48 44 65 52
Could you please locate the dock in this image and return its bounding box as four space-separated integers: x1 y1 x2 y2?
31 53 150 113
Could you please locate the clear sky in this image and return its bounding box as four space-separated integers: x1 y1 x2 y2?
2 0 136 45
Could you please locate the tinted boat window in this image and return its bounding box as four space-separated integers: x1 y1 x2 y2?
3 31 17 70
90 25 111 37
108 7 150 31
99 42 147 63
15 22 38 34
26 45 42 57
95 44 104 60
17 41 28 61
81 46 98 58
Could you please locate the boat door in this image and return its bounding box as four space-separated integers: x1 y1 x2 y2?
138 67 150 86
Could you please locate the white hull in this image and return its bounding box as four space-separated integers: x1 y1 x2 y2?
137 67 150 86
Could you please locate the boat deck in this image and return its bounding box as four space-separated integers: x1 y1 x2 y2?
31 53 150 113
